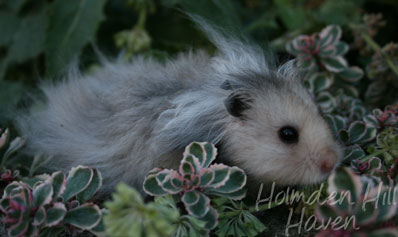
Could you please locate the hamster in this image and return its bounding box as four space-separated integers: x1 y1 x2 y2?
17 26 342 196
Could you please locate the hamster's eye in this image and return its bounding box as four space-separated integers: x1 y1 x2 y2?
278 126 299 144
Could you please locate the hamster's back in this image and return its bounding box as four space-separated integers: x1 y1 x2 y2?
17 51 213 195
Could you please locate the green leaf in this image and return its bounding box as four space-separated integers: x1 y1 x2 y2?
344 145 365 161
143 174 167 196
3 137 25 162
356 201 377 225
0 10 19 47
325 115 346 137
62 166 93 201
335 42 349 56
33 206 46 225
212 167 246 194
319 25 342 47
274 0 309 31
322 56 347 72
77 168 102 203
45 203 67 227
348 121 367 143
184 191 210 218
338 66 364 83
33 181 53 207
316 91 335 113
310 73 334 93
7 9 47 63
45 0 106 76
38 227 64 237
328 167 361 204
208 164 230 188
51 172 65 199
199 206 218 230
64 204 102 230
182 191 200 205
315 204 339 221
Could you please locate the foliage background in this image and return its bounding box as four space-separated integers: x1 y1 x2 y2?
1 0 397 128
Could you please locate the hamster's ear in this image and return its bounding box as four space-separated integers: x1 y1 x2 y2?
224 91 251 118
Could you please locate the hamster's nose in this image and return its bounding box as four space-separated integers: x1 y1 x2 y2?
320 150 338 173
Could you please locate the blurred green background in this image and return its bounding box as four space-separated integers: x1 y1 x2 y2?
0 0 397 128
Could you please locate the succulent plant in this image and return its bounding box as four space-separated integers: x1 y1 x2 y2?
326 113 377 147
143 142 247 230
351 157 382 175
0 166 103 237
104 183 207 237
287 25 363 81
315 167 398 236
214 198 265 237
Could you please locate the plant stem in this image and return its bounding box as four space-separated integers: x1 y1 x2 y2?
360 147 389 162
360 144 398 162
361 32 398 78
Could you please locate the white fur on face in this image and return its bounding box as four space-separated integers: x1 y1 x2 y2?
222 82 342 186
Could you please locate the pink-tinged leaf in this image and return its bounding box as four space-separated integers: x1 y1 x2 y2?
338 66 364 83
77 168 103 203
51 171 65 199
205 187 247 200
179 157 198 176
199 169 215 188
64 203 102 230
314 204 339 223
155 169 173 183
182 191 200 206
183 142 216 168
45 202 67 227
0 128 9 150
297 56 316 71
374 187 398 222
318 45 337 57
143 174 167 196
33 180 53 207
33 206 46 225
8 219 29 237
348 121 368 143
62 166 93 201
207 164 230 188
319 25 342 47
212 167 246 194
322 56 347 73
200 206 219 230
202 142 217 168
368 157 382 171
184 191 210 218
335 42 349 56
316 91 335 114
160 175 183 194
327 167 362 205
355 201 378 226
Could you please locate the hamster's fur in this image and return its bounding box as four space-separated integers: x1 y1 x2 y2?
17 27 342 196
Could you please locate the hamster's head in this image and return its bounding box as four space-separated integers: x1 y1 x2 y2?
220 71 342 186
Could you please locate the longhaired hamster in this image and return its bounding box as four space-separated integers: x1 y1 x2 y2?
17 25 342 196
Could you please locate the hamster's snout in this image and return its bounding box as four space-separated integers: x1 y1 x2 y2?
319 149 338 173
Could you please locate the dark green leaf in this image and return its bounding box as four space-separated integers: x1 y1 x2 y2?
45 0 106 76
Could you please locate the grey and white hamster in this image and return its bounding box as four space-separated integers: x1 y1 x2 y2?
17 26 342 196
